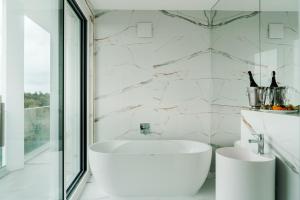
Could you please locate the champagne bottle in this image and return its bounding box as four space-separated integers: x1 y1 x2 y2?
248 71 258 87
270 71 278 87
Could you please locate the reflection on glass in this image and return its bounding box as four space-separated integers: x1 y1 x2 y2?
260 11 300 105
65 2 81 187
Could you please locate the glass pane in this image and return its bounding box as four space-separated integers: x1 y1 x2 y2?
24 16 51 155
65 1 81 187
259 0 300 199
260 0 300 105
0 0 4 169
0 0 63 199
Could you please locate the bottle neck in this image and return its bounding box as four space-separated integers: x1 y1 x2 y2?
248 73 258 87
270 75 278 87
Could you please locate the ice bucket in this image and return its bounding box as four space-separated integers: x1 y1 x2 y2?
247 87 267 109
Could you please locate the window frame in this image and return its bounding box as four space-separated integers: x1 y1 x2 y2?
64 0 87 198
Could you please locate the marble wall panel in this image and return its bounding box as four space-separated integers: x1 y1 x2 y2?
94 10 299 148
94 10 212 142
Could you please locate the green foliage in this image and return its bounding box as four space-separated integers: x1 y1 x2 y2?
24 92 50 108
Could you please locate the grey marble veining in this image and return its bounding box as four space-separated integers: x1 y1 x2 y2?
153 46 277 73
159 10 210 28
95 25 136 41
95 104 143 122
160 10 259 29
153 49 210 68
95 79 153 100
95 10 111 18
94 10 299 150
211 11 259 28
210 48 266 68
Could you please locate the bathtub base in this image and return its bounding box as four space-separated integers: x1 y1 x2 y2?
89 140 212 196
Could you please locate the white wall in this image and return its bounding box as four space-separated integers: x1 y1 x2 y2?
94 10 299 148
210 11 260 147
5 0 25 171
209 11 298 147
89 0 298 11
94 11 212 143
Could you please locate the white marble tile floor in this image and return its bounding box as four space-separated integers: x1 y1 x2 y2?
0 150 61 200
79 176 215 200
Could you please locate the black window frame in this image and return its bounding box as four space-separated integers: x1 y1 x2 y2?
64 0 87 198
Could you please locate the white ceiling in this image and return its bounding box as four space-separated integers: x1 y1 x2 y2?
88 0 217 11
88 0 299 11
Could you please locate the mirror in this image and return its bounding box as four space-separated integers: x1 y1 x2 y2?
259 0 300 105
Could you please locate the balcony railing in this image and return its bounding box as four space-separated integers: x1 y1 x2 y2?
24 106 50 155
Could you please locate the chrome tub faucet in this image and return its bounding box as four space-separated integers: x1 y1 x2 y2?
140 123 150 135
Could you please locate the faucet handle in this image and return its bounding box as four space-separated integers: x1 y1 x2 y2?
140 123 150 130
252 133 263 140
248 133 264 155
248 134 263 143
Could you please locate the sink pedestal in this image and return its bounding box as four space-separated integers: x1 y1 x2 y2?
216 147 275 200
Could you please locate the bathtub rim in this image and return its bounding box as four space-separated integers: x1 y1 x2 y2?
89 139 212 156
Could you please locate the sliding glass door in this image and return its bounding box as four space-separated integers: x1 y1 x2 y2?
64 0 87 197
0 0 88 198
0 0 64 199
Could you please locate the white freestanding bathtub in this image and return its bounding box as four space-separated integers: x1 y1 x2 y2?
89 140 212 196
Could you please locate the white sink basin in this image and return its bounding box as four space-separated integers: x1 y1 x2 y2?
216 147 275 200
